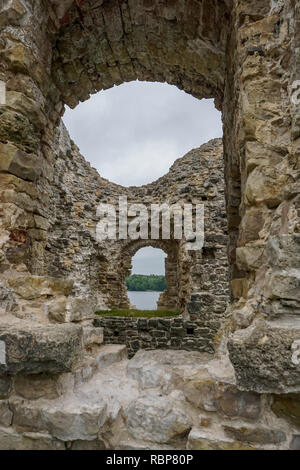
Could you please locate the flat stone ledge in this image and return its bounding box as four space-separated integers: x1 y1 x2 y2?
0 318 83 375
228 317 300 393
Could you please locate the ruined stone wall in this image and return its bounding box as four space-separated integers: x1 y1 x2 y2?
0 108 229 324
44 130 229 351
0 0 299 450
115 138 229 315
222 0 300 398
94 314 218 358
0 0 231 327
1 340 297 451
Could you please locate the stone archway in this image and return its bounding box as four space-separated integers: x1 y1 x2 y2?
50 0 228 108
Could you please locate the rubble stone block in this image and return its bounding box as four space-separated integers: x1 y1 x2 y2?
0 401 13 426
0 376 11 399
14 374 59 400
187 428 256 450
290 435 300 450
0 320 83 375
271 394 300 428
228 318 300 393
223 424 286 445
125 393 192 444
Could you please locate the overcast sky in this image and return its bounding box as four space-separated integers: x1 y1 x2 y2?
63 81 222 275
131 247 167 275
63 81 222 187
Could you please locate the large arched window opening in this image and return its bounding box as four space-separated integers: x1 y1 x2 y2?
54 80 228 325
62 81 222 187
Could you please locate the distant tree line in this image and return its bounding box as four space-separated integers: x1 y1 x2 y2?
126 275 167 292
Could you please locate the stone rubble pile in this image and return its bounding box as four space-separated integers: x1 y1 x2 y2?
0 331 296 450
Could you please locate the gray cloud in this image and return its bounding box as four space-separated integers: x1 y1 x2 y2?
131 247 167 275
63 81 222 187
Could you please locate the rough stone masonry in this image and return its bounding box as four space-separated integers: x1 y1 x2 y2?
0 0 299 450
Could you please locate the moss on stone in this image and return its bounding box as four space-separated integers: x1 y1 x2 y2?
95 308 181 318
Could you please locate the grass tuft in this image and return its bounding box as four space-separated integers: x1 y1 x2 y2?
95 308 181 318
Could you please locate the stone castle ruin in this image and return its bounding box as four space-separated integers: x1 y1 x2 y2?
0 0 299 450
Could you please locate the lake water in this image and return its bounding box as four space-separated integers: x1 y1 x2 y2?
127 291 161 310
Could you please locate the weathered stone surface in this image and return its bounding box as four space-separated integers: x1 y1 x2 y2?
216 386 261 420
245 166 290 208
0 0 27 27
71 439 106 450
271 394 300 428
50 0 227 108
96 344 127 369
266 235 300 271
116 439 175 450
0 143 19 171
231 278 249 300
0 142 41 182
0 401 13 426
50 134 228 351
14 374 59 400
47 297 97 323
21 432 65 450
228 318 300 393
0 427 65 450
0 0 299 450
0 283 17 314
0 426 25 450
183 375 261 420
12 398 108 442
238 207 266 246
0 319 83 375
127 351 174 390
95 313 219 358
290 435 300 450
127 349 213 391
124 392 192 444
264 269 300 303
41 402 108 441
82 327 103 347
8 276 73 300
0 376 11 399
223 425 286 445
1 348 293 450
236 244 266 272
187 428 256 450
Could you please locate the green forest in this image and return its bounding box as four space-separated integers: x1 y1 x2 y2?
126 274 167 292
